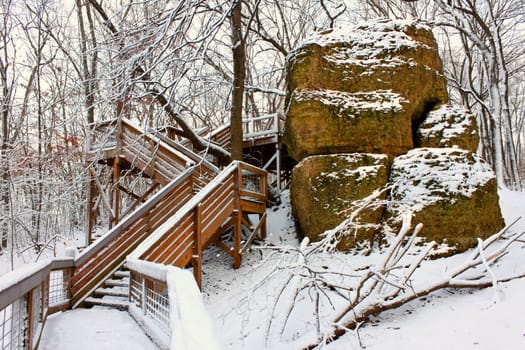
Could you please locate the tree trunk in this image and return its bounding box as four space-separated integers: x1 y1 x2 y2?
0 1 12 252
230 0 245 162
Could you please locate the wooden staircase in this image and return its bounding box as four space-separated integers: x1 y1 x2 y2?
85 267 130 310
71 118 268 309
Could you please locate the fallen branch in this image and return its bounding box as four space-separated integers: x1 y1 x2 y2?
305 218 524 349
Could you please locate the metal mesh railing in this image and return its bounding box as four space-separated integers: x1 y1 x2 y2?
144 280 170 333
242 171 262 195
240 163 267 199
48 269 70 307
0 260 73 350
129 272 170 334
1 299 27 350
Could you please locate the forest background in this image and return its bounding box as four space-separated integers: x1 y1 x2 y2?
0 0 524 266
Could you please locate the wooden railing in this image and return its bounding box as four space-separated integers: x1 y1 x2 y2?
125 258 220 350
70 168 197 308
74 118 220 307
126 259 171 350
242 113 282 140
0 258 74 350
130 161 267 286
207 113 284 152
87 118 204 184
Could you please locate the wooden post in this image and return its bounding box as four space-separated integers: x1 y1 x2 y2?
192 204 203 288
113 156 121 226
276 141 282 191
233 163 243 269
86 174 96 246
141 276 146 312
260 213 267 241
232 209 241 269
25 290 34 350
64 267 73 302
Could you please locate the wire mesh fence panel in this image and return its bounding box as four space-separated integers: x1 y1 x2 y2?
129 272 143 307
242 171 262 195
144 279 170 334
0 298 28 350
48 270 70 307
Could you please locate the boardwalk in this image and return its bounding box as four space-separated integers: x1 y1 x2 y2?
39 307 158 350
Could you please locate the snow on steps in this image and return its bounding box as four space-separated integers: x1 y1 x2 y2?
84 268 130 311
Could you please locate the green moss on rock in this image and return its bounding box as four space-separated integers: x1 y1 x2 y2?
291 153 389 250
285 89 411 160
284 19 448 161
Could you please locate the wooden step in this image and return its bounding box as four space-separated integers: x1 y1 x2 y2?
113 270 130 279
105 279 128 288
84 297 129 311
94 288 128 298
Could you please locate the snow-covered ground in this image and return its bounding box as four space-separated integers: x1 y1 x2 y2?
5 189 525 349
202 188 525 349
39 307 158 350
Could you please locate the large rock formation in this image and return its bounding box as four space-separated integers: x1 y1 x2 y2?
291 153 389 250
286 19 505 253
387 148 505 254
284 19 448 161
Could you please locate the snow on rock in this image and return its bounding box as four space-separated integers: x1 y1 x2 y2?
167 266 220 350
418 104 479 152
390 148 494 211
284 18 448 161
293 89 408 116
388 148 505 253
298 18 432 55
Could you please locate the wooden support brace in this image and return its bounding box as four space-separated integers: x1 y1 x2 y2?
233 209 242 269
192 204 203 289
215 240 235 258
240 212 267 256
89 167 116 220
119 182 160 219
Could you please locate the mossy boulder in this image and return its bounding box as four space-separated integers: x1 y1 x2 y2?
417 104 479 152
285 89 411 160
387 148 505 254
291 153 389 250
284 19 448 161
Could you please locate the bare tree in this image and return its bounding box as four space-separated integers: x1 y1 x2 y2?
0 0 15 254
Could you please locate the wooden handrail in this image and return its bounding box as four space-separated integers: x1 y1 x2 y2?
71 168 196 307
129 161 241 261
76 117 222 307
129 161 268 286
76 170 193 267
0 259 74 311
0 258 75 350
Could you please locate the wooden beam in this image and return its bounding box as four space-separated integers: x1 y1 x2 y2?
232 209 241 269
89 167 116 220
119 182 160 219
26 289 35 350
192 204 202 289
113 156 121 226
240 212 267 256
